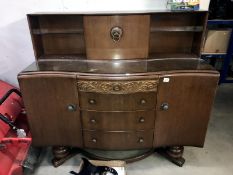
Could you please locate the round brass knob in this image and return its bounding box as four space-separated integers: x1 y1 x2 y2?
92 138 97 143
91 119 96 123
139 138 144 143
88 99 96 105
67 104 76 111
110 26 123 42
140 99 147 105
113 85 121 91
161 103 169 110
139 117 145 123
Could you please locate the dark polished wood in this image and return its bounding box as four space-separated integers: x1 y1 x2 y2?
76 148 155 163
154 73 219 147
21 58 213 74
84 15 150 59
27 15 85 58
18 61 219 164
79 92 157 111
19 12 218 167
149 12 207 57
156 146 185 167
83 130 154 150
52 147 155 166
27 12 207 60
52 146 79 167
18 73 83 147
41 34 85 55
81 110 155 130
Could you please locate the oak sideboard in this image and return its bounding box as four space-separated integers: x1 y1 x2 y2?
18 11 219 167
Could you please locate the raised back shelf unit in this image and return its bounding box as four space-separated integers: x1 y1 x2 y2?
27 11 207 60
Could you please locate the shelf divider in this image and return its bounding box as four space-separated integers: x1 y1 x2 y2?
150 26 203 32
32 28 84 35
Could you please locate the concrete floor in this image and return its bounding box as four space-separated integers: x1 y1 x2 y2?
29 84 233 175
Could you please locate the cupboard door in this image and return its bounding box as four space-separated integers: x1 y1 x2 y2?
18 73 82 147
154 73 219 147
84 15 150 59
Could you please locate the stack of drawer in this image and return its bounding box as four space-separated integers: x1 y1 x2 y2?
77 79 158 150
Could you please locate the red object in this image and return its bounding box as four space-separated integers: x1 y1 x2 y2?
0 80 32 175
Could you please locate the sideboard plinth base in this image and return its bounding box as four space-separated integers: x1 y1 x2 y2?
52 146 186 167
157 146 185 167
51 147 155 167
52 146 79 167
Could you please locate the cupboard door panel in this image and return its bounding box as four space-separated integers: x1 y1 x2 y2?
154 73 219 147
18 73 82 147
84 15 150 59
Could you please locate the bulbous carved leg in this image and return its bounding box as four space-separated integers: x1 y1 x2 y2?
157 146 185 167
52 146 78 167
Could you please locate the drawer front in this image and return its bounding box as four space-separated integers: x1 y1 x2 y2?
83 131 154 150
82 110 155 130
84 15 150 59
79 92 156 111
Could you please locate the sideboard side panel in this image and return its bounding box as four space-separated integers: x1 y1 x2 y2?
18 73 83 147
154 73 219 148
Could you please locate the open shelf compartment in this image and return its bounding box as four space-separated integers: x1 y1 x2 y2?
27 12 207 60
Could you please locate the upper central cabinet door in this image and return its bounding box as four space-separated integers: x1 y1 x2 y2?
84 15 150 59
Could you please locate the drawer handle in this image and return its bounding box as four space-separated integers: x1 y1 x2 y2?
113 85 121 91
139 138 144 143
139 117 145 123
140 99 147 105
88 99 96 105
161 103 169 110
110 26 123 42
67 104 76 112
90 119 96 123
92 138 97 143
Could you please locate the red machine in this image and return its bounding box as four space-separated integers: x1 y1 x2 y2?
0 80 38 175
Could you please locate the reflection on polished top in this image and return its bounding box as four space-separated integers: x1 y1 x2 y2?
22 58 215 75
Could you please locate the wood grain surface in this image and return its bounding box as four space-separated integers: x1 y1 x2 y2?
78 91 156 111
84 15 150 59
154 72 219 147
81 110 155 130
83 130 154 150
18 73 83 147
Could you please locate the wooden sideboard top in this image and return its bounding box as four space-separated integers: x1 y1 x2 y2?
28 10 207 15
20 58 216 76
